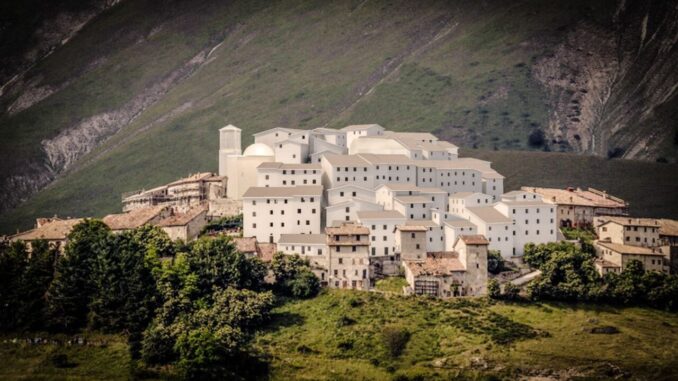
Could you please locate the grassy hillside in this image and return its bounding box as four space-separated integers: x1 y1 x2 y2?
3 291 678 380
1 0 676 234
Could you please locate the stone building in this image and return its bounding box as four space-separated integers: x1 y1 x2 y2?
121 172 225 212
10 217 84 252
326 223 370 290
156 205 208 242
103 205 172 233
402 235 489 297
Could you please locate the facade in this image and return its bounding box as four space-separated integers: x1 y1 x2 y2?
594 240 666 275
122 172 225 212
494 191 557 256
156 205 208 241
523 186 629 227
326 223 371 289
594 217 661 248
356 210 406 275
256 162 322 187
242 186 323 243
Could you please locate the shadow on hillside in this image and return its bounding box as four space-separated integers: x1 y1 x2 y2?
262 311 305 332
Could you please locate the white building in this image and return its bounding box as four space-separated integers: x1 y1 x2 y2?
356 210 406 258
325 199 382 227
494 190 557 256
343 124 385 149
326 184 376 205
242 185 323 243
257 162 322 187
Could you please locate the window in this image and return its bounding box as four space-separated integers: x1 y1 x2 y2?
297 209 302 214
411 233 415 238
352 246 356 252
252 223 257 228
338 258 343 264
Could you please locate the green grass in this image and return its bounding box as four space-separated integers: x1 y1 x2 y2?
254 291 678 380
2 291 677 380
0 332 132 381
374 276 409 294
561 227 597 242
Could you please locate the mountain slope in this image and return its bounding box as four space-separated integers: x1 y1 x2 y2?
1 0 676 233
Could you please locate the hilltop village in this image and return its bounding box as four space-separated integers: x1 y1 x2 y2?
8 124 678 297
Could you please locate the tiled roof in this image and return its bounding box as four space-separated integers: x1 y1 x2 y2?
232 237 257 253
458 235 490 245
598 217 661 228
404 252 465 276
157 205 207 227
326 223 370 235
256 243 277 262
10 218 84 241
595 241 661 255
523 187 627 208
394 196 430 204
103 205 169 230
659 219 678 237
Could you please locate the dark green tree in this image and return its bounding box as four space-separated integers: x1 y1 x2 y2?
46 219 110 331
271 252 320 298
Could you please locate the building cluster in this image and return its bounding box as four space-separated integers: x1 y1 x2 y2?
220 124 567 296
592 217 678 276
6 122 677 299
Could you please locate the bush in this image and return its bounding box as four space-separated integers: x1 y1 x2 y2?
487 250 506 274
528 129 545 147
287 269 320 299
141 322 177 365
487 279 500 299
271 253 320 298
382 326 410 357
503 283 520 300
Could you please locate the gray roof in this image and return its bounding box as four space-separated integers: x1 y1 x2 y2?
356 210 406 220
242 186 323 198
279 234 327 245
466 206 512 224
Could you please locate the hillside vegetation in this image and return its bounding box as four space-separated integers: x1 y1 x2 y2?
2 290 678 380
1 0 677 232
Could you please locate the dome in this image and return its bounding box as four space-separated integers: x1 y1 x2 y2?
243 143 275 157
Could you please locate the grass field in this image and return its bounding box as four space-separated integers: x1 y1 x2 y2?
4 291 675 380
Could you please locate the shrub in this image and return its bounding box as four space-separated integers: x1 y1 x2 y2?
503 283 520 300
382 326 410 357
528 129 545 147
487 250 505 274
487 279 500 299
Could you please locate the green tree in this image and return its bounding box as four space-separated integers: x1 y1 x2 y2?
89 230 160 336
17 240 59 329
271 252 320 298
188 236 266 295
0 241 28 329
46 219 110 331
